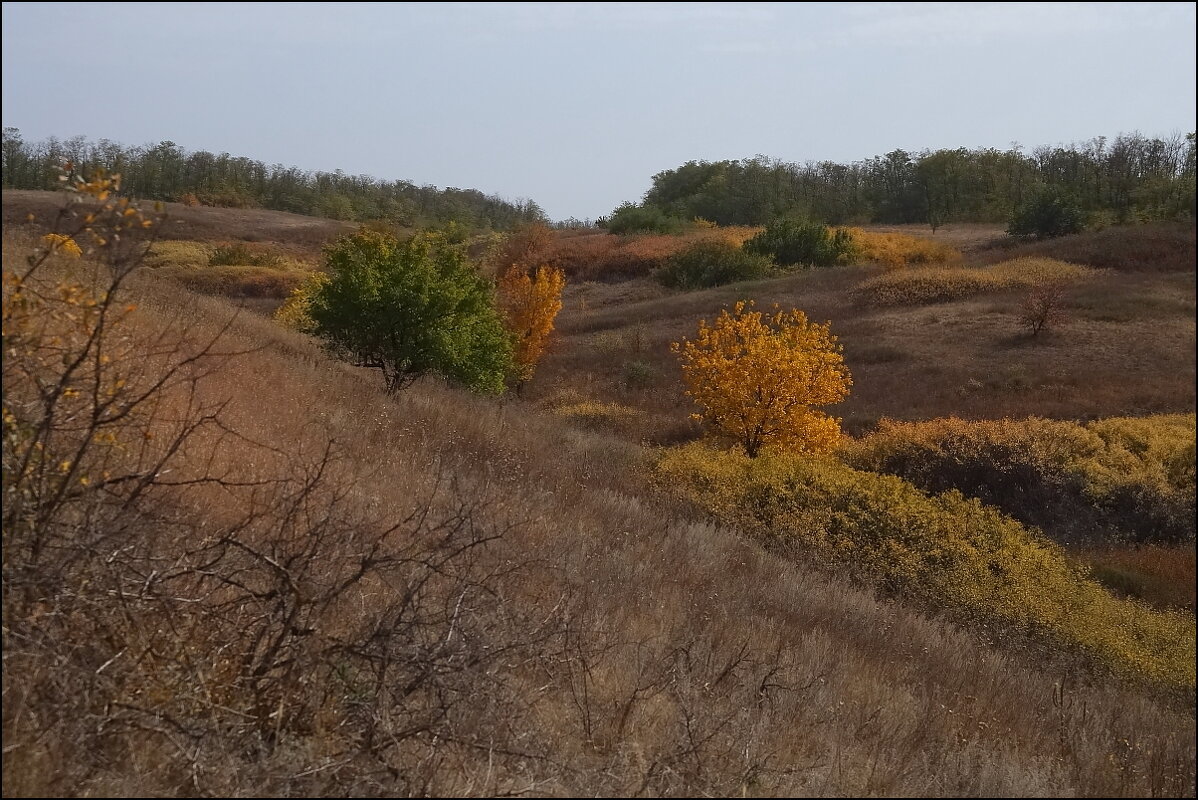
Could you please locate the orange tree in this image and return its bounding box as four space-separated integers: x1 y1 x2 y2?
673 300 851 457
496 263 565 389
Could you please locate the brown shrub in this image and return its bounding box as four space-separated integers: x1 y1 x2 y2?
546 226 762 282
1020 283 1069 336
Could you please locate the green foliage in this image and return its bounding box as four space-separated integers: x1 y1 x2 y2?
603 202 687 235
743 219 859 268
308 230 512 394
655 443 1196 688
655 239 774 289
608 133 1196 228
1008 188 1088 239
2 129 547 230
620 359 658 391
841 415 1196 544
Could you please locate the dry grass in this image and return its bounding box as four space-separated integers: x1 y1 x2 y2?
978 222 1197 272
8 258 1194 796
1076 545 1197 612
534 261 1194 435
856 222 1007 252
3 196 1195 796
854 258 1093 307
3 188 356 251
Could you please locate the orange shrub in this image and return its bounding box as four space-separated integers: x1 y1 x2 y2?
497 263 565 386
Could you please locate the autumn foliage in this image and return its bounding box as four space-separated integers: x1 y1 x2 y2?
497 263 565 386
673 301 852 457
846 228 961 268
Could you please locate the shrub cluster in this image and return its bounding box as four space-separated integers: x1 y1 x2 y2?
655 239 774 289
841 415 1196 545
1009 188 1089 239
144 239 312 298
846 228 962 268
655 444 1196 687
744 219 859 267
853 257 1091 306
603 202 687 235
545 226 761 282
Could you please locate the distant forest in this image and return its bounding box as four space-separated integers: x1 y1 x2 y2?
610 132 1196 229
0 129 547 230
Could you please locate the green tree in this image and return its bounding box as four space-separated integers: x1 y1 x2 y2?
308 230 512 394
1008 188 1088 239
602 202 686 234
743 219 858 268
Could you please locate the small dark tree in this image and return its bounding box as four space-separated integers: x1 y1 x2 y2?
1008 188 1087 239
308 229 512 394
1020 284 1068 336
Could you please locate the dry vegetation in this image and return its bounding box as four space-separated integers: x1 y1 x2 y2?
853 258 1093 307
978 221 1197 273
3 190 1194 797
535 226 1195 431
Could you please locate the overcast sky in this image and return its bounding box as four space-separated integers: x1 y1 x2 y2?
3 2 1195 220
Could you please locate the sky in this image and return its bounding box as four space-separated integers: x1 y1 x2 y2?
2 2 1196 221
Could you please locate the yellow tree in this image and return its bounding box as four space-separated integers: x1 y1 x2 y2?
497 263 565 389
673 300 851 456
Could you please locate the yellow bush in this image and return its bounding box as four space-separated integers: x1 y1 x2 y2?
40 233 83 259
846 228 961 268
655 443 1196 687
144 239 211 270
274 270 329 331
842 414 1196 543
146 240 312 298
673 301 851 457
855 257 1092 306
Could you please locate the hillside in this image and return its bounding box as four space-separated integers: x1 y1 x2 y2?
3 191 1195 797
3 189 357 249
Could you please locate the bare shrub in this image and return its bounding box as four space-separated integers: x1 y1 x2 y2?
1020 282 1068 336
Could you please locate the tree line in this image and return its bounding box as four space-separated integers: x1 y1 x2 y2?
1 128 547 230
606 132 1196 230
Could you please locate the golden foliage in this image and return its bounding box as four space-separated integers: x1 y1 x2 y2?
40 233 82 259
673 300 851 457
497 263 565 385
842 414 1196 543
655 443 1196 688
273 270 330 331
855 257 1092 306
846 228 961 268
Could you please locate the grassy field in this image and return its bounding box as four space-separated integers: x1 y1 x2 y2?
3 191 1194 797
